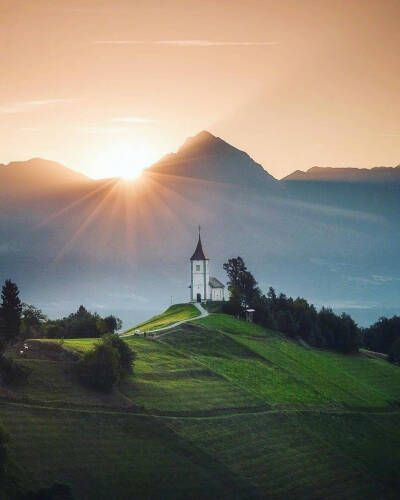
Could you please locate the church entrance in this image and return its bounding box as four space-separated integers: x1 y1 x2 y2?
196 293 201 303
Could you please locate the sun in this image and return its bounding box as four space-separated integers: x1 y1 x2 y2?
92 143 157 180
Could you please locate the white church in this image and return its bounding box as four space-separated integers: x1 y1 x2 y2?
189 229 225 303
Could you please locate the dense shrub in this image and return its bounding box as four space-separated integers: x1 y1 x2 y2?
77 335 136 392
102 334 136 376
0 356 30 385
77 342 121 392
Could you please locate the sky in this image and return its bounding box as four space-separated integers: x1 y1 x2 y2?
1 0 400 179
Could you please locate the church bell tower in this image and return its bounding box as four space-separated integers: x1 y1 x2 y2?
190 227 210 302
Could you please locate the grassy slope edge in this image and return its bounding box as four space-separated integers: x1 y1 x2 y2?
124 303 200 333
1 309 400 499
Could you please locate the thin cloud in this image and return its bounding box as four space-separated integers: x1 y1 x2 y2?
0 99 82 114
93 40 279 47
347 274 400 286
78 126 126 135
111 117 159 124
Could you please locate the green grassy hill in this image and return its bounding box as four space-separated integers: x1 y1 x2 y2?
124 303 200 334
1 309 400 499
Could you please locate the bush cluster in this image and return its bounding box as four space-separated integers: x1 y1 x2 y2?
77 334 135 392
0 356 30 386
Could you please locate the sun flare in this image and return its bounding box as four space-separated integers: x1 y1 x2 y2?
91 143 157 180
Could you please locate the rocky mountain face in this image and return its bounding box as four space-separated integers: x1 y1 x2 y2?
0 132 399 327
147 131 278 191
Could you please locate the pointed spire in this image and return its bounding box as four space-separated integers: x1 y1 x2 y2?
190 226 208 261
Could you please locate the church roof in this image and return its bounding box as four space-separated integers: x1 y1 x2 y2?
190 234 208 261
209 277 225 288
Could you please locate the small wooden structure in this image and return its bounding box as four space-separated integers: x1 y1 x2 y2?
245 308 255 322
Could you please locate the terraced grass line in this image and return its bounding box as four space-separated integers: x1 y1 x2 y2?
123 335 262 411
235 334 400 408
166 412 389 499
124 303 200 334
3 310 400 500
193 313 400 408
2 398 400 426
1 403 257 500
161 323 332 407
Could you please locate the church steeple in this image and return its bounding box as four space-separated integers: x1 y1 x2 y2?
189 227 210 302
190 226 208 261
189 227 224 303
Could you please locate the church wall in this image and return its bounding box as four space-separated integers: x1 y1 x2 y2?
191 259 210 301
211 288 224 301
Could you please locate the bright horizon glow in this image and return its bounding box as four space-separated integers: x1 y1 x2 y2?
90 142 159 180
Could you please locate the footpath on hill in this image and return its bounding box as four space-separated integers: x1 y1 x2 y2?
120 302 208 338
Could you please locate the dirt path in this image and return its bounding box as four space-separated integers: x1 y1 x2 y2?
121 302 208 338
1 398 399 421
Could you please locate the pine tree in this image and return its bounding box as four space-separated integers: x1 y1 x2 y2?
0 280 22 343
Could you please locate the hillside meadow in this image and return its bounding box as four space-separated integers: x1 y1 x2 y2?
1 309 400 499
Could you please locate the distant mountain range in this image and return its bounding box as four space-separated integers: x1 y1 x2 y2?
284 165 400 182
0 131 399 327
0 158 88 196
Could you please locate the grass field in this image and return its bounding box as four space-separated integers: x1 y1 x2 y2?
168 411 400 499
0 403 255 500
2 309 400 499
124 303 200 333
162 316 400 408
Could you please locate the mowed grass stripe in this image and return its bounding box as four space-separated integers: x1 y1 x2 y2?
195 314 400 408
0 403 259 500
167 412 387 499
236 334 399 407
122 335 263 411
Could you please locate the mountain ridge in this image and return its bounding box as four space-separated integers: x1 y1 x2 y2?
2 133 400 186
0 157 89 195
146 130 278 190
0 131 399 328
284 164 400 182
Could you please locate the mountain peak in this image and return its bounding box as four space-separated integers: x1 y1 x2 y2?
178 130 229 155
190 130 216 142
147 130 277 190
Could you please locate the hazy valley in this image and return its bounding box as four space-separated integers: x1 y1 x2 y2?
1 131 399 327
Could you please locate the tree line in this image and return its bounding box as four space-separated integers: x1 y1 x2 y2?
0 279 133 390
0 279 122 343
222 257 398 358
0 279 135 498
362 316 400 363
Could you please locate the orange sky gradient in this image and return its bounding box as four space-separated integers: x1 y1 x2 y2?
1 0 400 179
